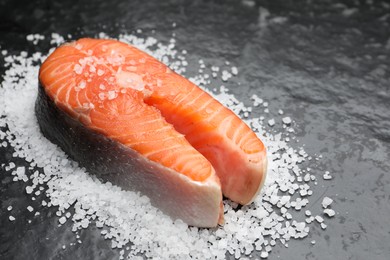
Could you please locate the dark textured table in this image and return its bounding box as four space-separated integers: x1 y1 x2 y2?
1 0 389 259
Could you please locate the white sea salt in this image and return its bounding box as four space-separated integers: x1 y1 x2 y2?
27 206 34 212
282 117 292 125
324 209 335 217
323 171 332 180
59 216 67 224
322 197 333 208
231 66 238 75
267 119 275 127
0 32 333 260
9 216 16 221
315 216 324 223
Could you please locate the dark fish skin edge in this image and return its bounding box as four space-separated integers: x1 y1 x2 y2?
35 82 221 227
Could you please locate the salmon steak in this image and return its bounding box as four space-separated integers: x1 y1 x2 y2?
35 38 267 227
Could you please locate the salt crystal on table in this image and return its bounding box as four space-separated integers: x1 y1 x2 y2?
26 34 34 41
268 119 275 127
315 216 324 223
9 216 15 221
324 209 336 217
59 216 67 224
282 117 292 125
306 217 314 223
27 206 34 212
260 251 269 258
322 197 333 208
221 70 232 82
323 171 333 180
231 66 238 75
7 206 12 211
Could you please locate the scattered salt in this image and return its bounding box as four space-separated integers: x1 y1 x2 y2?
260 251 269 258
221 70 232 82
74 64 82 74
25 186 34 194
9 216 15 221
107 90 116 100
231 66 238 75
0 32 334 260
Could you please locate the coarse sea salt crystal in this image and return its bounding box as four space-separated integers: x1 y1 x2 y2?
324 209 335 217
260 251 269 258
282 117 292 125
26 186 34 194
231 66 238 75
323 171 332 180
26 34 34 41
322 197 333 208
221 70 232 82
268 119 275 127
59 216 67 224
9 216 15 221
315 216 324 223
27 206 34 212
